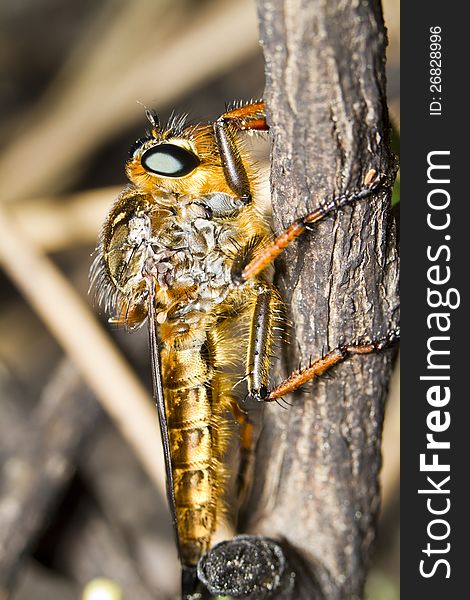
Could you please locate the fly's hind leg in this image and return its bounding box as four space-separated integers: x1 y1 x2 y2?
230 282 283 503
230 400 256 502
239 268 399 405
242 271 399 403
214 101 267 203
245 283 284 402
262 328 399 402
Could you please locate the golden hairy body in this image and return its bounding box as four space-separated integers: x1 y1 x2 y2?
91 103 281 567
91 101 390 597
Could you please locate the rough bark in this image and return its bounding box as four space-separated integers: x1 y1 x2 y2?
243 1 399 599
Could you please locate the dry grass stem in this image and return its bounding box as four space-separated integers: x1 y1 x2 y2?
0 204 166 497
0 0 259 203
9 187 121 252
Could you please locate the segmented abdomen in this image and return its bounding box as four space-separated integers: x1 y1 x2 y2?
161 341 222 567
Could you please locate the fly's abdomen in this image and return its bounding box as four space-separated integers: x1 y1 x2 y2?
162 342 220 567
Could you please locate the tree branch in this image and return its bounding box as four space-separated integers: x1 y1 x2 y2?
195 2 398 597
244 1 399 598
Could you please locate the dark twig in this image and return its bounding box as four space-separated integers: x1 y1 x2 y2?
200 1 399 598
246 1 400 598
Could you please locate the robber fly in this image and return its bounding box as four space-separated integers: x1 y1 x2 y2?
90 100 397 599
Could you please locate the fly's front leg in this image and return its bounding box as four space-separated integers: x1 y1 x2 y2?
214 101 268 204
221 100 267 131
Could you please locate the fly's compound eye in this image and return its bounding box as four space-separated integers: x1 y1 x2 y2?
141 143 200 177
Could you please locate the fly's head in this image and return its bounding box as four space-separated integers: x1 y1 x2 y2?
126 109 230 198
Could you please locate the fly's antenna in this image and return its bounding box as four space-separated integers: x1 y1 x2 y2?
145 108 160 130
136 100 161 132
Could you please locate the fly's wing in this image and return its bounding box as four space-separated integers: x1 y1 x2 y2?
146 278 180 555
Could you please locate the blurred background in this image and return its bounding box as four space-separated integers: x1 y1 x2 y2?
0 1 399 598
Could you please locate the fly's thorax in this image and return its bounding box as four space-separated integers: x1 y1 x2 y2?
95 186 270 328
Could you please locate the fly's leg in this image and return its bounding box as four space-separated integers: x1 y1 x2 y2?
220 100 267 131
241 273 399 403
231 283 282 502
238 168 381 282
230 400 256 502
264 328 399 402
232 166 397 401
214 101 267 203
238 277 398 405
245 284 284 401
